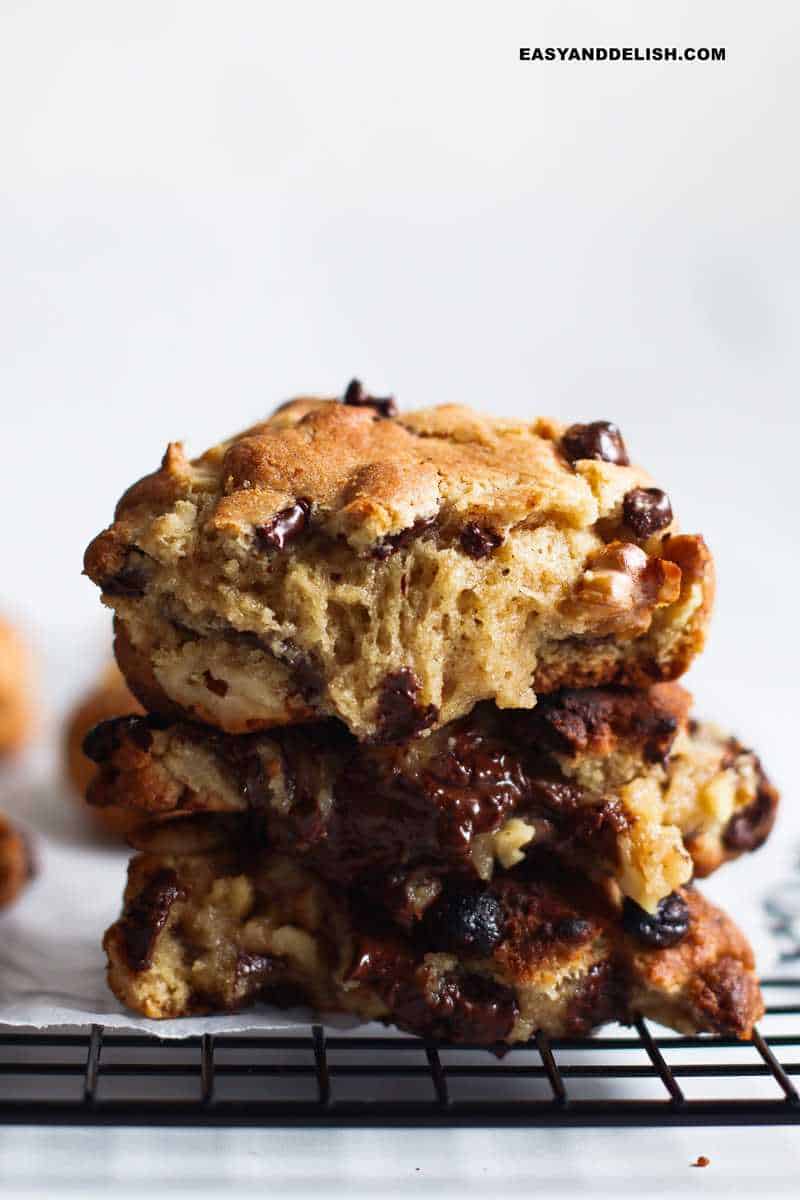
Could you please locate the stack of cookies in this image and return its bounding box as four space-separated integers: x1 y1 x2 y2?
81 385 777 1043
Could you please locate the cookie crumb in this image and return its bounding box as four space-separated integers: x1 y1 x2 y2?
692 1156 710 1168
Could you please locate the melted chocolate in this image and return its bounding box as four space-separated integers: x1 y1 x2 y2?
256 500 311 551
375 669 438 742
723 781 778 852
319 728 529 883
119 869 185 971
372 516 437 560
459 523 503 559
82 714 160 763
391 969 518 1044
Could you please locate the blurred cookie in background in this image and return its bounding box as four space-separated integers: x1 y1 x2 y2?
64 663 144 835
0 617 35 757
0 813 33 908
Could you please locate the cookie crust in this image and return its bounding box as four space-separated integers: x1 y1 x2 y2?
103 840 762 1041
84 396 714 741
83 687 776 913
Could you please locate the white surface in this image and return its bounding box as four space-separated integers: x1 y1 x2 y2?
1 1126 799 1200
1 0 798 1195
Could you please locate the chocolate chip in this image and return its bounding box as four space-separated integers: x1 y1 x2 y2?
256 499 311 551
391 967 519 1044
343 378 397 418
554 917 592 941
375 668 438 742
82 715 154 763
563 960 617 1036
119 869 185 971
202 670 228 697
459 523 503 559
723 783 778 852
423 887 506 958
562 421 630 466
372 516 437 560
440 972 519 1044
622 892 689 949
622 487 673 539
101 561 148 597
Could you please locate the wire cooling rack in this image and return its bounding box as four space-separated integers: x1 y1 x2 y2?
0 977 797 1127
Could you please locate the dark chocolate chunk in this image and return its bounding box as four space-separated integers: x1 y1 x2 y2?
441 971 518 1044
279 639 323 701
622 891 689 949
372 516 437 560
82 715 155 763
321 727 528 885
256 499 311 551
423 886 506 958
526 776 586 815
562 421 630 466
554 917 592 941
375 668 438 742
563 961 618 1036
202 670 229 697
622 487 673 539
723 782 778 853
101 560 149 597
390 967 519 1044
511 687 681 767
343 378 397 418
119 869 186 971
459 523 503 559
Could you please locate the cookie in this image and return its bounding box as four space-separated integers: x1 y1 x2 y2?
64 663 144 835
0 813 33 909
82 686 776 913
103 835 762 1040
84 389 714 742
0 618 35 756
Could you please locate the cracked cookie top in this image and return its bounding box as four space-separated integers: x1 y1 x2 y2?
100 393 677 557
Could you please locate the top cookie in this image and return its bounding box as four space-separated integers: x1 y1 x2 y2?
84 384 714 742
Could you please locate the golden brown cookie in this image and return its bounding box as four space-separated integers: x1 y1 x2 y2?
82 686 776 914
0 812 33 909
0 618 35 756
84 387 714 742
64 663 144 835
103 832 762 1040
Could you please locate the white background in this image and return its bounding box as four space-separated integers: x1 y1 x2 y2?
1 1 799 1195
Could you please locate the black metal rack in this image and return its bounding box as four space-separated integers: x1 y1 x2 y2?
0 977 797 1127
